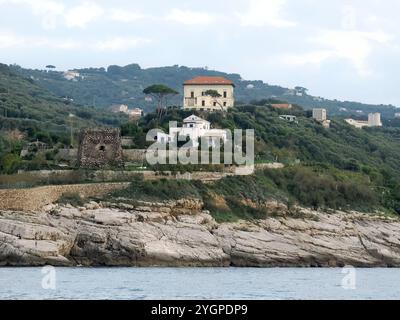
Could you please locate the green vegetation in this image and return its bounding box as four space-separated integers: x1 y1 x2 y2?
10 63 398 117
0 64 126 173
111 166 379 222
114 105 400 217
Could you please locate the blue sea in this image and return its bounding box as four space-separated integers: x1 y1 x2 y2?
0 267 399 300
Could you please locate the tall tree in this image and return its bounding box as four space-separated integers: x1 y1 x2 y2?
204 89 225 111
143 84 178 118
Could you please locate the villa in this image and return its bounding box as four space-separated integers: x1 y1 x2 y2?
345 113 382 129
183 76 235 111
157 115 228 148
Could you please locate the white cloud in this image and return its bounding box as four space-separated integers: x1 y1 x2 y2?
110 9 146 23
341 5 356 30
237 0 296 28
95 37 151 51
282 30 392 76
0 0 65 29
64 2 104 28
0 31 69 48
166 9 215 25
0 32 150 51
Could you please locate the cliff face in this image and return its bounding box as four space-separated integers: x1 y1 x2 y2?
1 199 400 267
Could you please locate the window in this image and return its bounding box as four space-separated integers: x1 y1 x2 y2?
202 100 205 107
213 102 217 107
223 91 227 98
223 102 227 107
190 91 194 98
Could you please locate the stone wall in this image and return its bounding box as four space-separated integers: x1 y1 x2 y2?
0 183 129 211
78 128 124 169
123 149 147 164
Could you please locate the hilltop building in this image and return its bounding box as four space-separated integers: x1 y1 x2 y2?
63 70 80 81
183 76 235 111
368 113 382 126
128 108 143 120
110 104 129 113
312 108 331 128
345 113 382 129
110 104 143 119
157 115 228 148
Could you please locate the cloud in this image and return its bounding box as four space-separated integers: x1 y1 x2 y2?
110 9 147 23
0 31 70 48
0 31 150 51
64 2 104 28
237 0 295 28
0 0 65 29
95 37 151 51
166 9 215 25
282 30 392 76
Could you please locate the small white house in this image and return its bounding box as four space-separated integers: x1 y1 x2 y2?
157 115 228 148
279 115 298 123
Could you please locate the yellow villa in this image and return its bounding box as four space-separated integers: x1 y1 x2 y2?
183 76 235 111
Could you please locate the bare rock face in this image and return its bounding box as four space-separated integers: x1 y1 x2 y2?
1 200 400 267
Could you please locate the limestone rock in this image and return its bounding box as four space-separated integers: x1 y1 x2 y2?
1 200 400 267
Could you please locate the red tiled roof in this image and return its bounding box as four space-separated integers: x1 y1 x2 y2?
184 76 235 86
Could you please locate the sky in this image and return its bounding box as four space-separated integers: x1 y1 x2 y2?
0 0 399 106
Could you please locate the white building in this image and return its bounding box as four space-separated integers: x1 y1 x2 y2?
368 113 382 127
312 108 331 128
183 76 235 111
63 70 80 81
157 115 228 148
128 108 143 119
395 112 400 118
279 115 298 123
110 104 129 113
110 105 143 119
345 113 382 128
312 108 327 122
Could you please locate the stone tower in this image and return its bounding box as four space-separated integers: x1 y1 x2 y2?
78 128 124 169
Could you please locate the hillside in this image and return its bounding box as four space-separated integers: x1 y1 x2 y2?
0 63 128 173
10 64 398 118
116 106 400 217
0 64 126 142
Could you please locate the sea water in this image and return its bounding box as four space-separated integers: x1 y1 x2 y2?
0 267 399 300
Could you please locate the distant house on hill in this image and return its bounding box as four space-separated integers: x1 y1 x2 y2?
183 76 235 111
279 115 298 123
63 70 80 81
157 115 228 148
345 113 382 129
110 104 143 120
128 108 143 120
312 108 331 128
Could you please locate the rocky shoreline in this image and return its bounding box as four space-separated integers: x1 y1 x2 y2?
1 199 400 267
